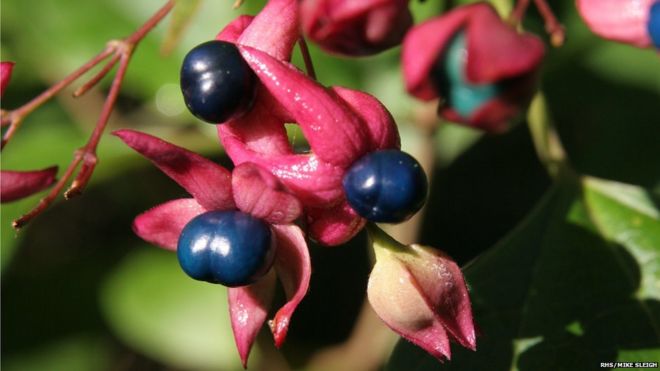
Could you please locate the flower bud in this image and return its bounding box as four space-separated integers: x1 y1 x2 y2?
301 0 413 56
367 227 476 361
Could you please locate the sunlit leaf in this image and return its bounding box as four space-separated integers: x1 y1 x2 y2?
583 176 660 301
101 247 252 371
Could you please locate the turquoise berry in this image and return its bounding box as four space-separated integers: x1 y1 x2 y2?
431 31 501 119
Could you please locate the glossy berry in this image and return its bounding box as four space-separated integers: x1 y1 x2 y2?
177 210 275 287
343 150 428 223
649 1 660 49
180 40 256 124
430 31 501 119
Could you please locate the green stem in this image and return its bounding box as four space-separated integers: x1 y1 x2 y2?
526 93 574 180
366 223 407 259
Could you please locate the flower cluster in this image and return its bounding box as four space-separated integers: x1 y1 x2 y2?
109 0 567 367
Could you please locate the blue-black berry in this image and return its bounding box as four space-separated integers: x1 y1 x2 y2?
180 40 256 124
177 210 275 287
343 150 428 223
649 1 660 49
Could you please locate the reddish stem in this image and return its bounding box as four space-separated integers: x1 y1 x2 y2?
298 37 317 80
11 1 174 230
533 0 565 46
0 48 115 147
73 52 121 97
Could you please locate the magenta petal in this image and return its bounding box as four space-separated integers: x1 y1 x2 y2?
307 201 366 246
238 45 370 168
577 0 653 47
228 270 276 368
1 61 15 97
132 198 206 250
402 6 473 100
113 129 234 211
232 162 302 224
330 86 400 151
237 0 300 61
0 167 57 203
466 4 544 84
269 224 311 347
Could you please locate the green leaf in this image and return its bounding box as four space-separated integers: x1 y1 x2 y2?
101 247 252 370
387 178 660 370
583 176 660 301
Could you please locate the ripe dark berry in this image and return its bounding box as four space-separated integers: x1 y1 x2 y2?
180 40 256 124
649 1 660 49
430 31 501 119
343 150 428 223
177 210 275 287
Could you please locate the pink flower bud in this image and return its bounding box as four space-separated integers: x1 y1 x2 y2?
367 227 476 361
301 0 413 56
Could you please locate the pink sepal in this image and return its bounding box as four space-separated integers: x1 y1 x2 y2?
330 86 400 151
220 132 345 206
218 89 294 158
113 129 234 211
228 270 277 368
0 167 57 203
577 0 653 47
465 5 544 83
307 201 366 246
1 61 15 97
132 198 206 251
269 224 311 347
402 3 544 98
232 162 302 224
217 15 254 43
234 0 300 61
300 0 412 56
402 5 474 100
406 246 476 351
238 45 370 168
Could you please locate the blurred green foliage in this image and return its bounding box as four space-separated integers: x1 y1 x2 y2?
1 0 659 370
